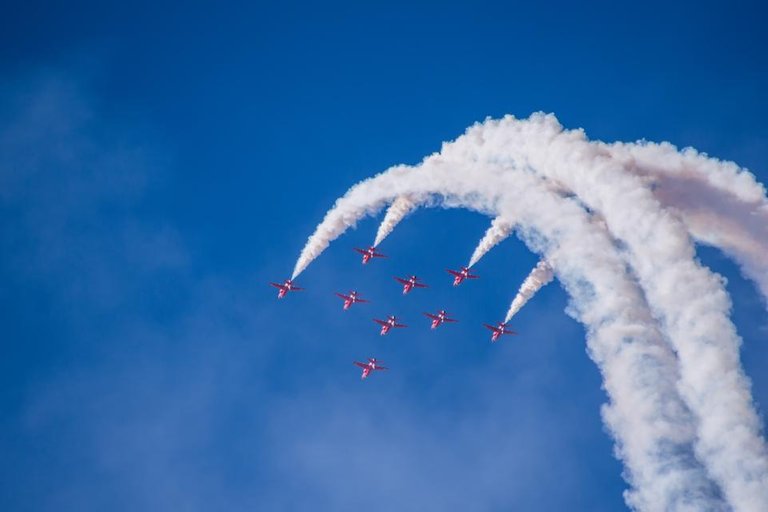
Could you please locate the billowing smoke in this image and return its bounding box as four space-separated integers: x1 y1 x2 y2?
373 195 417 247
289 114 768 511
504 260 554 323
609 141 768 305
468 217 514 267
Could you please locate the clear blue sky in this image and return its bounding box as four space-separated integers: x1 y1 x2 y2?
1 2 766 510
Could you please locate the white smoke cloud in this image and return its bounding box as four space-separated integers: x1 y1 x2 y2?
466 114 767 510
373 195 417 247
468 217 514 268
289 114 768 511
504 260 554 323
608 141 768 305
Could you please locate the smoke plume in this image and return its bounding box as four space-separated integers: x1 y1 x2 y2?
373 195 417 247
504 260 554 323
468 217 514 267
289 114 767 511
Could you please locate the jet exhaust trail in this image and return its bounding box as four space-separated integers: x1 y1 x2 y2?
504 260 554 323
468 217 514 267
290 114 768 511
373 195 416 247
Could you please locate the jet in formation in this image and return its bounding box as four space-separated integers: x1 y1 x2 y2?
270 279 304 299
394 275 428 294
373 315 408 335
335 290 370 310
355 246 387 264
447 266 479 286
424 309 458 329
354 358 388 379
484 322 517 342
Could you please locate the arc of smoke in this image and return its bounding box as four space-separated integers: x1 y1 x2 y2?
373 195 417 247
608 141 768 305
466 114 767 511
292 153 727 510
504 260 554 323
467 217 514 268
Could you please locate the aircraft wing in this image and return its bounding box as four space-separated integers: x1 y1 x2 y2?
269 282 285 289
394 277 409 285
354 248 367 255
353 361 368 369
467 274 479 279
394 323 407 328
444 318 458 323
446 269 461 277
414 282 428 288
424 313 439 320
291 286 304 291
336 293 350 300
356 298 370 303
372 252 387 258
373 319 388 326
483 323 499 332
375 366 389 371
503 329 517 335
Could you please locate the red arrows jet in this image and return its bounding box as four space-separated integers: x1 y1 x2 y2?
394 275 428 294
354 358 388 379
270 279 304 299
373 315 407 335
424 310 458 329
355 246 387 264
483 322 517 342
335 290 370 310
447 266 479 286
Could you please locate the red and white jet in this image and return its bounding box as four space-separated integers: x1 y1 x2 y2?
373 315 407 335
269 279 304 299
394 275 428 294
424 309 458 329
354 246 387 264
353 358 388 379
447 266 479 286
483 322 517 342
335 290 370 310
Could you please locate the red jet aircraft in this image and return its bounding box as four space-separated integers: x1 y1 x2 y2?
269 279 304 299
394 275 428 294
483 322 517 342
424 310 458 329
335 290 370 310
447 266 479 286
354 358 388 379
355 246 387 264
373 315 407 335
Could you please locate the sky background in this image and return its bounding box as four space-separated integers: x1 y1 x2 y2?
1 1 766 510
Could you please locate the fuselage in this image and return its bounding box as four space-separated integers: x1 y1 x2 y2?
380 317 396 335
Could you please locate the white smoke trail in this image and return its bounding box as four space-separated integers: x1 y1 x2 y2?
504 260 554 323
463 114 767 510
608 141 768 305
467 217 513 267
290 165 412 279
291 154 727 510
373 195 417 247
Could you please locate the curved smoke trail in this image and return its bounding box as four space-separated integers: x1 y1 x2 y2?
290 114 767 511
504 260 554 323
373 195 417 247
608 141 768 305
467 217 514 267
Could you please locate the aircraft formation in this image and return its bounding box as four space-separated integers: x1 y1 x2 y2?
271 246 518 380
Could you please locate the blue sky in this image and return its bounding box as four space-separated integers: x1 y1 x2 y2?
1 2 766 510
